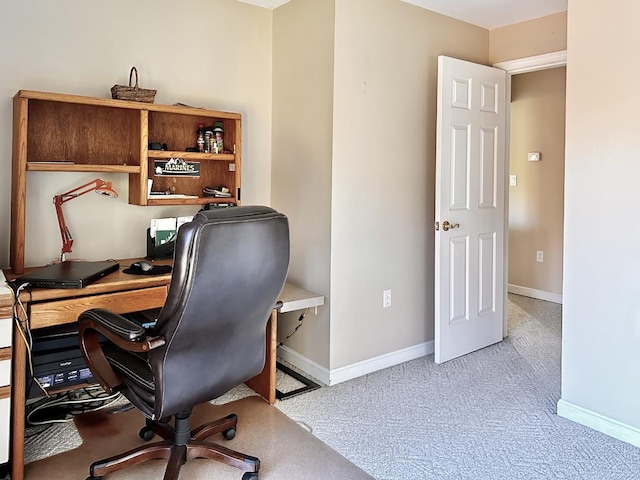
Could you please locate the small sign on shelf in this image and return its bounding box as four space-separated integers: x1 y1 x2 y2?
154 157 200 177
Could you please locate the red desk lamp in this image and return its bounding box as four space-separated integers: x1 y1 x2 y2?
53 178 118 261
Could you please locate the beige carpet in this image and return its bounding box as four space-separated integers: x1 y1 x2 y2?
25 396 374 480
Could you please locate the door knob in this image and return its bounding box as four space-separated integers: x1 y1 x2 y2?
441 221 460 231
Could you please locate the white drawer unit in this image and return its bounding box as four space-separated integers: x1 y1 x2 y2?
0 358 9 390
0 317 10 350
0 397 8 464
0 271 13 466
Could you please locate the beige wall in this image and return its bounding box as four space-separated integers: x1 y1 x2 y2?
271 0 335 367
0 0 273 268
490 12 567 64
560 0 640 436
274 0 489 376
329 0 488 369
508 68 566 296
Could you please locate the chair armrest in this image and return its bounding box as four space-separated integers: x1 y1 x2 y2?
83 308 145 339
79 308 166 352
78 308 166 394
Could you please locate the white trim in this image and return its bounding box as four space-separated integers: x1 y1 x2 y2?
502 68 512 339
278 341 434 387
329 341 433 386
500 50 566 326
557 399 640 448
493 50 567 74
277 345 330 386
508 284 562 304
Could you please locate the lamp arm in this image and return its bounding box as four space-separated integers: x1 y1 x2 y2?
54 195 73 260
56 178 109 205
52 178 114 261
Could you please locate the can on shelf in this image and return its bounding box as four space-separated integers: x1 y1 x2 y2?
213 121 224 153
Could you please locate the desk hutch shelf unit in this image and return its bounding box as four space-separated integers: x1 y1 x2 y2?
10 90 242 274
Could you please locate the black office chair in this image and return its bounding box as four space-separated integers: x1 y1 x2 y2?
77 206 290 480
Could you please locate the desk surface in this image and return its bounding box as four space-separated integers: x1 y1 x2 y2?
279 283 325 313
2 258 173 303
2 259 324 312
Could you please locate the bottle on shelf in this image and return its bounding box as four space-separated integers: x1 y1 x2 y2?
213 122 224 153
204 127 213 153
196 123 205 153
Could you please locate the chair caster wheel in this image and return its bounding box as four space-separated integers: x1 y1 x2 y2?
222 427 236 440
87 476 102 480
242 472 258 480
139 426 154 441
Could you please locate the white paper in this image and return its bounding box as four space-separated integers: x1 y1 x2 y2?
177 216 194 229
150 217 177 239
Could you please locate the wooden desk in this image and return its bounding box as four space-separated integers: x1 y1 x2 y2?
2 259 323 480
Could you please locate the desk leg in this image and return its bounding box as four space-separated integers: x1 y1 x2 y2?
245 309 277 404
11 322 27 480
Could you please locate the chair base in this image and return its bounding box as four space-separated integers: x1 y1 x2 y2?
87 412 260 480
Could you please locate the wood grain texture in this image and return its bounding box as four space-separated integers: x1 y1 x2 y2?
10 95 28 275
28 286 168 329
245 310 277 404
9 89 242 274
0 385 10 399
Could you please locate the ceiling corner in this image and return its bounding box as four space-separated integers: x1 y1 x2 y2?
237 0 291 9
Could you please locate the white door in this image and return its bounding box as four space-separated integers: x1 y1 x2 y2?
434 55 507 364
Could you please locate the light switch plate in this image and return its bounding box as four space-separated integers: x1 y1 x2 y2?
528 152 541 162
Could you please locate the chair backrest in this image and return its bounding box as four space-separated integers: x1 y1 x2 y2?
149 206 289 418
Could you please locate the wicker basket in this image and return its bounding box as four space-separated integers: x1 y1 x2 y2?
111 67 156 103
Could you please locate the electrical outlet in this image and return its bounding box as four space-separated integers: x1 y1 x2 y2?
510 174 517 186
383 290 392 308
536 251 544 263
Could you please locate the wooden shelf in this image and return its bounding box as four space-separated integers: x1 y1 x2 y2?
26 163 140 173
147 151 235 161
146 197 237 207
15 90 242 119
10 90 242 274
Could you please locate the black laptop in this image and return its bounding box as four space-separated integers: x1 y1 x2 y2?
13 260 120 289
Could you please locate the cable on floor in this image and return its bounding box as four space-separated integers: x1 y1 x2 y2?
25 385 123 428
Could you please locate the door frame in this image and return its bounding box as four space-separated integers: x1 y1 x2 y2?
492 50 567 336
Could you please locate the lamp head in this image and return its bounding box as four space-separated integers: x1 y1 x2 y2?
95 182 118 198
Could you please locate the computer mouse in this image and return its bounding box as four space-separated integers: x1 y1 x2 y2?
130 261 153 272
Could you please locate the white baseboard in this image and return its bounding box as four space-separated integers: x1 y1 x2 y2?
508 284 562 304
278 341 434 387
557 399 640 448
328 341 433 385
277 345 331 385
